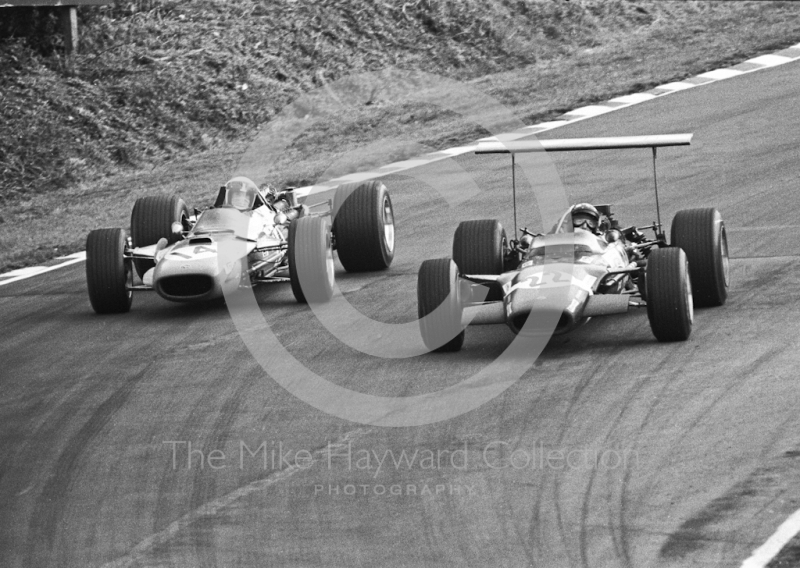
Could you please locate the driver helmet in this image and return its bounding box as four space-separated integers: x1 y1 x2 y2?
224 178 258 211
571 203 601 234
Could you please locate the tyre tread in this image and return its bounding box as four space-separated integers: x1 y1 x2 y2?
452 219 505 275
671 207 728 307
130 195 189 278
646 247 691 341
333 181 394 272
288 216 334 304
86 228 131 314
417 258 464 352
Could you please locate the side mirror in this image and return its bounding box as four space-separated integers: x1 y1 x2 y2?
171 222 183 235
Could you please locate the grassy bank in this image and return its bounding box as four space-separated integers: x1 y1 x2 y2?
1 1 800 272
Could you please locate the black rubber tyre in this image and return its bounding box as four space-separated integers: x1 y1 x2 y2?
86 228 132 314
288 216 334 304
646 247 693 342
670 207 729 307
332 181 395 272
130 195 190 278
417 258 465 352
452 219 506 275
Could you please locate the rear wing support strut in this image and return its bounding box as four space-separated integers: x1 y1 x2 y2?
511 152 517 239
476 134 693 242
651 146 663 240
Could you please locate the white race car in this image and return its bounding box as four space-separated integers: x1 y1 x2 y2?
85 177 395 313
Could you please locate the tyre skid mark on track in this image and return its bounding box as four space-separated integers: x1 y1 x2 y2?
616 423 646 567
494 385 541 568
663 344 782 468
529 351 613 565
576 354 653 568
580 350 636 567
662 458 786 562
720 416 799 567
189 375 258 568
24 369 148 567
617 376 665 568
438 463 493 565
726 262 800 308
726 486 797 568
543 352 611 567
600 374 650 568
504 481 540 566
478 369 537 564
548 342 718 567
615 364 683 568
150 357 260 566
0 378 96 560
101 428 370 568
567 357 613 568
657 345 787 560
534 347 692 566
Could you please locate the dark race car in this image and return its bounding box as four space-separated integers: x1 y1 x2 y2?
417 134 729 351
86 178 395 313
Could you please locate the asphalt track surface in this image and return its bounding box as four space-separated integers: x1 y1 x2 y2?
2 60 800 568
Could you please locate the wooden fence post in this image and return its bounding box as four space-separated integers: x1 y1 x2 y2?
59 5 78 55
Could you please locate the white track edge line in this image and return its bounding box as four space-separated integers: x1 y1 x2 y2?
740 508 800 568
0 254 86 287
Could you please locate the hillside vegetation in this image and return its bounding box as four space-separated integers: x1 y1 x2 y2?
1 0 800 271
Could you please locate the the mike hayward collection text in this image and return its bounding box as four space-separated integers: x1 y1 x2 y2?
164 439 637 474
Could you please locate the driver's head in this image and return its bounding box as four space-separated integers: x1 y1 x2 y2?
571 203 601 233
224 179 257 210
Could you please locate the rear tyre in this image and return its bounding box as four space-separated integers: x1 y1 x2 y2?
417 258 464 352
646 247 692 342
86 228 132 314
288 216 334 304
670 208 729 307
332 181 395 272
452 219 506 275
130 195 190 278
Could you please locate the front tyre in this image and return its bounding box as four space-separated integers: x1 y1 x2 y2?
86 228 132 314
417 258 465 352
288 216 335 304
332 181 395 272
452 219 507 275
646 247 692 342
130 195 190 278
671 208 729 307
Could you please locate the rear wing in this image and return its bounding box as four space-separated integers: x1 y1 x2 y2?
475 134 692 154
475 134 693 241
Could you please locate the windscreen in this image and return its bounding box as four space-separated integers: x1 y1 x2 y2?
192 208 250 239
